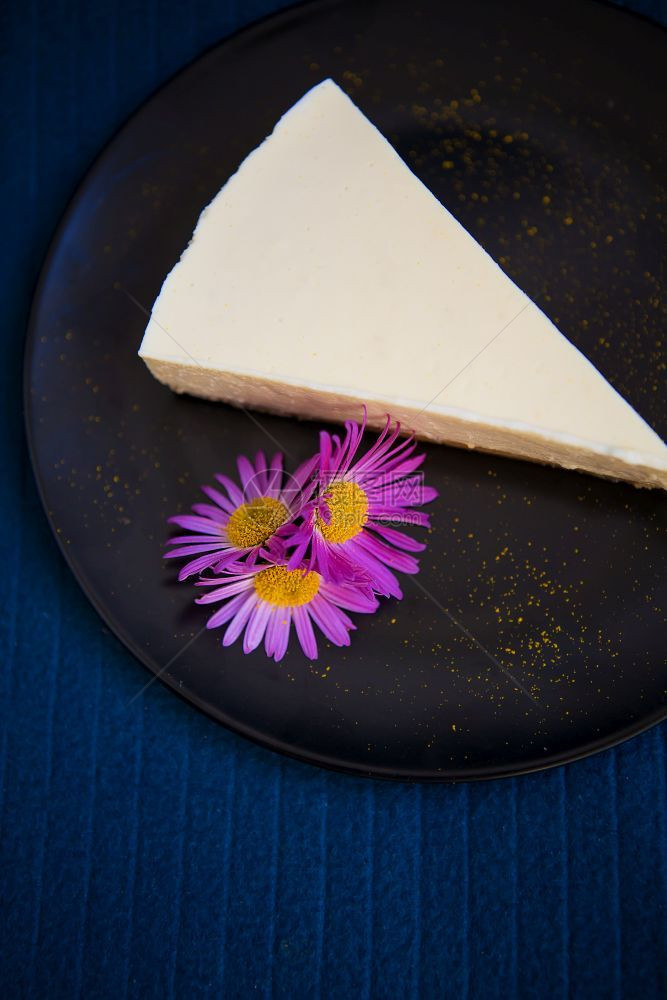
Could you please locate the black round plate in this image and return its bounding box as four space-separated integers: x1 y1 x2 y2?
25 0 666 780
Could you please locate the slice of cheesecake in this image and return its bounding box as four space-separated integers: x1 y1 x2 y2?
139 79 667 489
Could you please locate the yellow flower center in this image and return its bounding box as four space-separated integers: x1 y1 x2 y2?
226 496 288 549
315 481 368 544
253 566 321 607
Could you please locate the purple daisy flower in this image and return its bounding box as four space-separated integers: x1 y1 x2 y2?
166 451 318 581
276 413 438 599
195 560 378 661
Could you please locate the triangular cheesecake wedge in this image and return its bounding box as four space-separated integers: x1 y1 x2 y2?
139 80 667 489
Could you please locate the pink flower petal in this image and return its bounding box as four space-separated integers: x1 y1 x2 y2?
165 537 229 551
309 596 352 645
195 578 254 604
292 606 318 660
243 600 272 653
237 455 261 499
200 485 236 514
178 550 231 581
367 505 431 528
341 538 403 599
223 593 257 647
168 514 225 535
355 531 420 574
192 503 229 522
320 581 378 614
370 523 426 552
265 452 284 497
211 548 249 574
214 474 244 507
266 607 292 662
206 590 252 629
254 451 269 493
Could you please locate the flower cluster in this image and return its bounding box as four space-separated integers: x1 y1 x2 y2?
166 412 437 661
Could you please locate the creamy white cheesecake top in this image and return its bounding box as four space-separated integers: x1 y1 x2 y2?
139 79 667 485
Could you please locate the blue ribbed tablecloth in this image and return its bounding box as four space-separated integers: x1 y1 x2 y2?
2 1 665 997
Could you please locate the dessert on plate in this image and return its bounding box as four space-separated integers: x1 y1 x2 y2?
139 80 667 489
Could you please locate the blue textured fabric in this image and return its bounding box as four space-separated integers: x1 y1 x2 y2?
1 1 666 998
